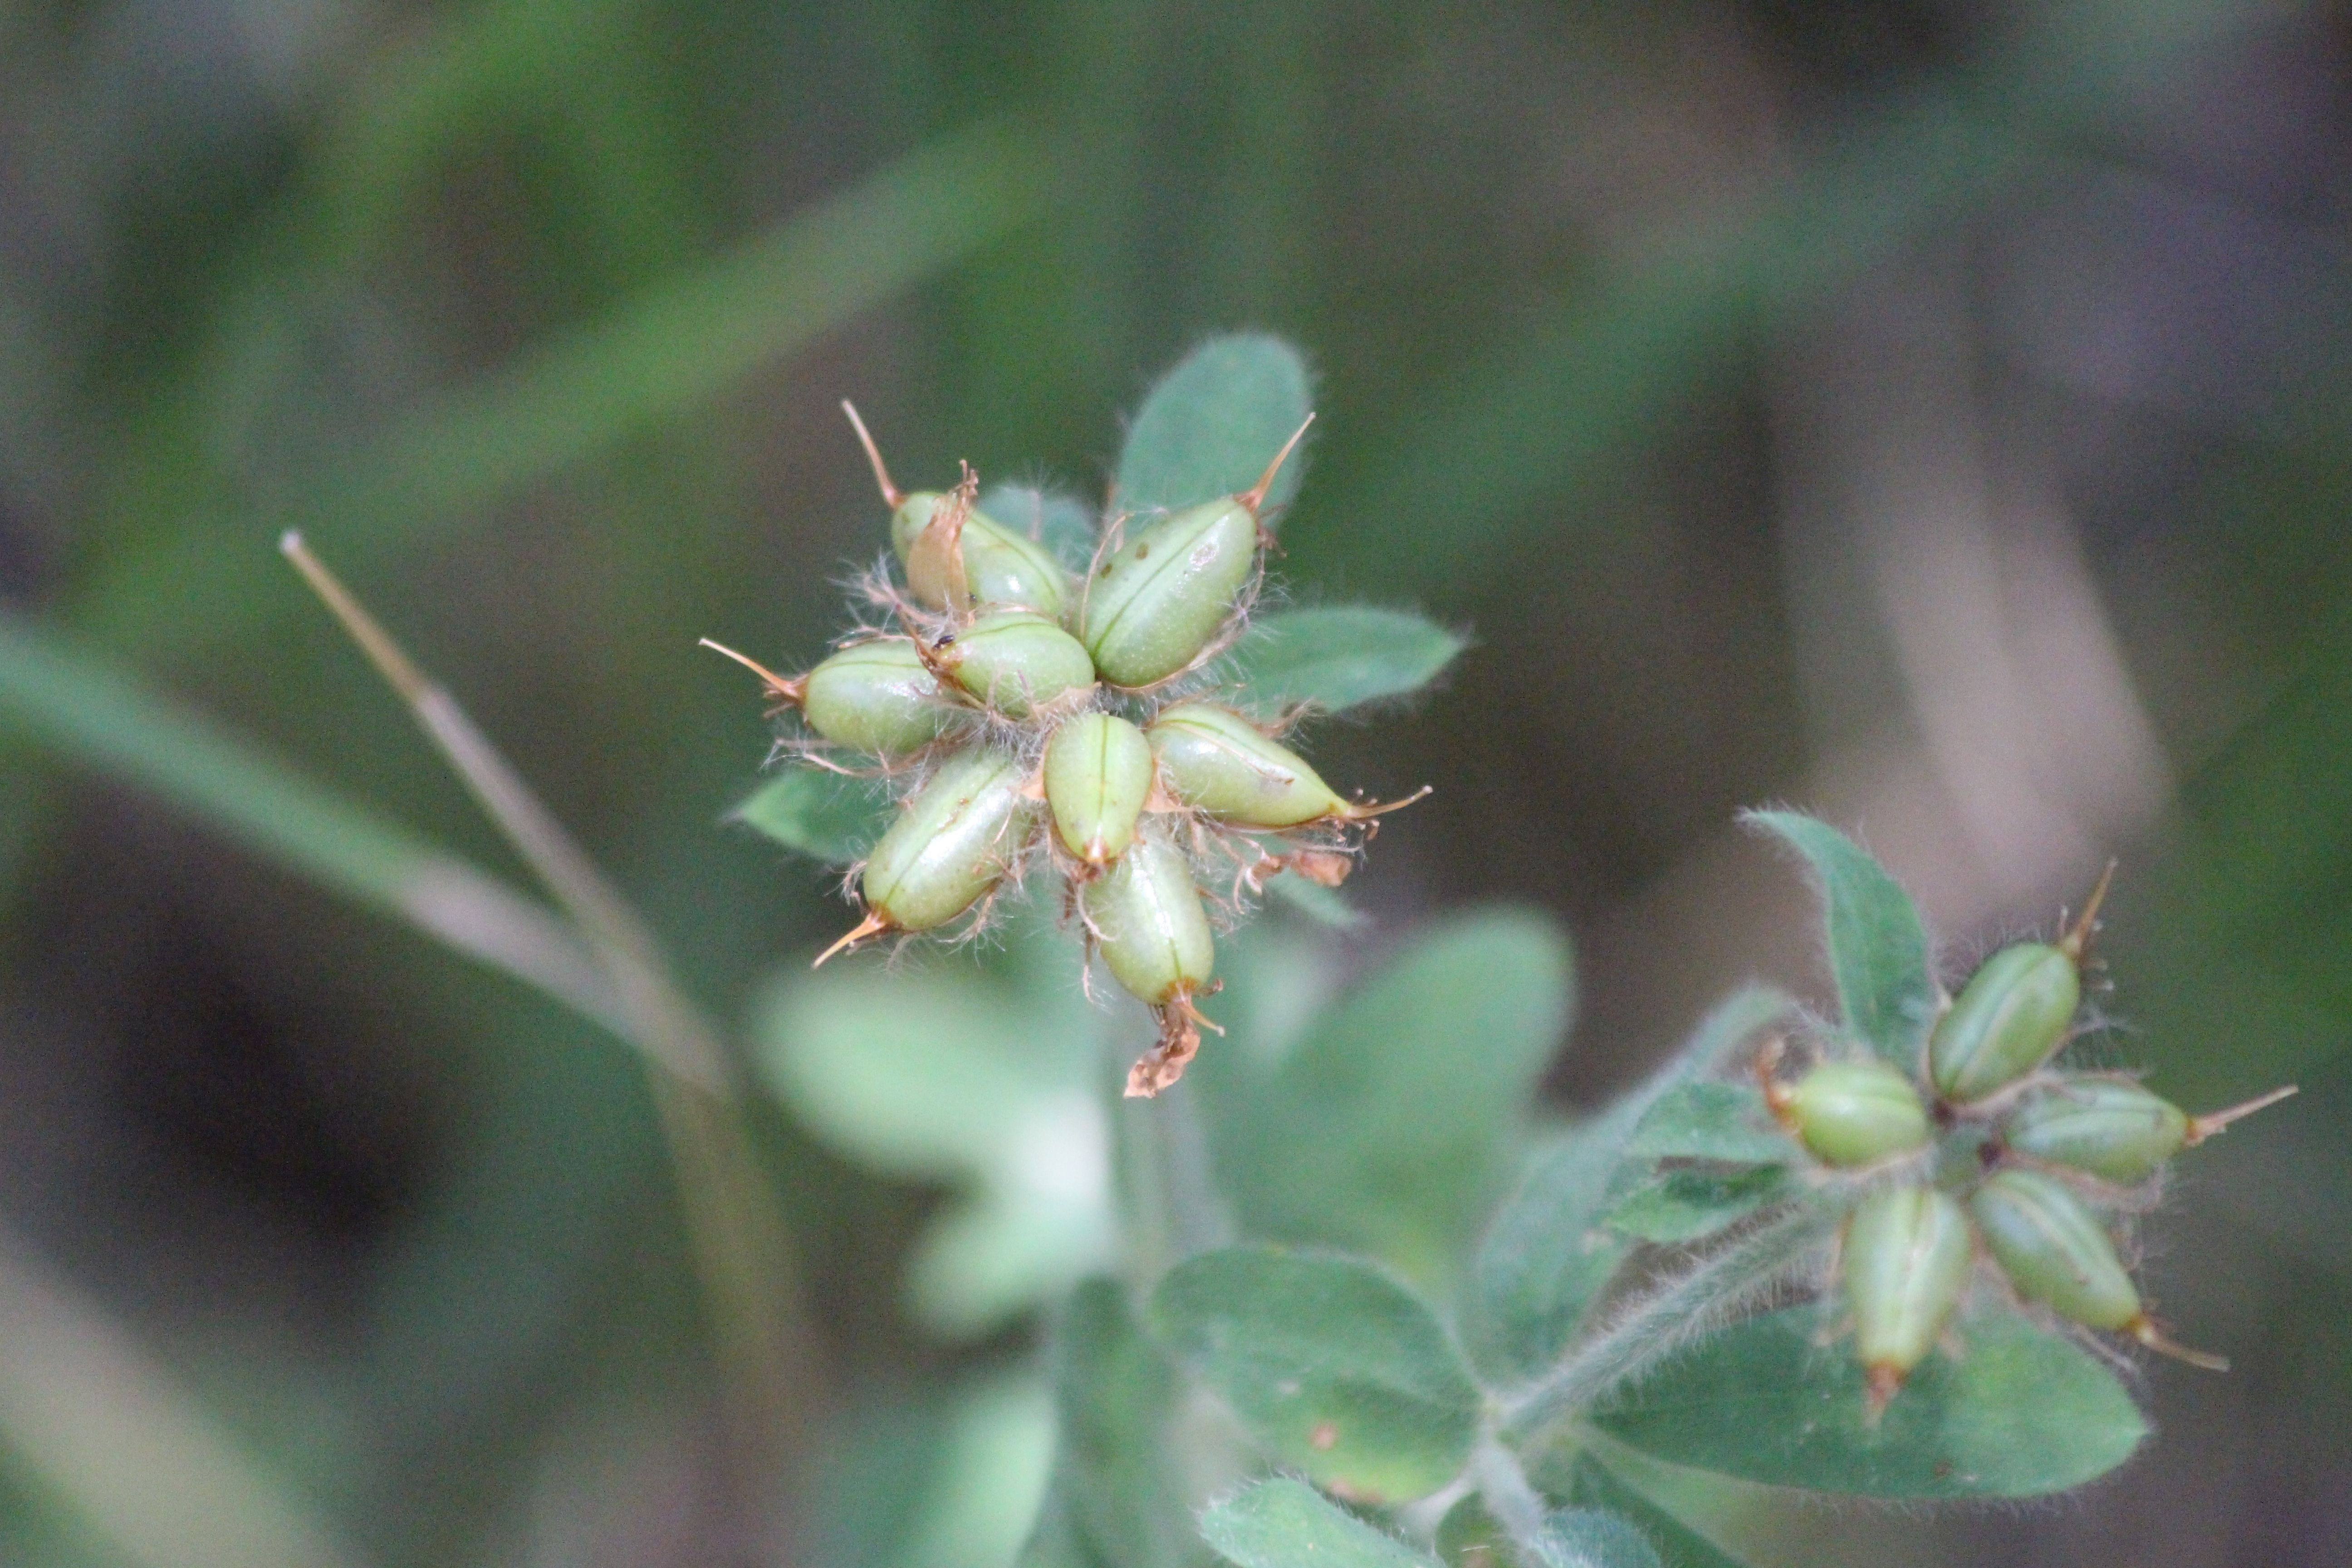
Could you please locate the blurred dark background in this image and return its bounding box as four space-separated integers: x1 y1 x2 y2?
2 0 2350 1564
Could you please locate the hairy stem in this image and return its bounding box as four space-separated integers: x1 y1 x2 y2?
1499 1205 1834 1443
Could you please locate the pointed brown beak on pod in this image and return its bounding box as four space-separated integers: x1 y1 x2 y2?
813 747 1041 966
843 402 1071 618
1079 838 1221 1096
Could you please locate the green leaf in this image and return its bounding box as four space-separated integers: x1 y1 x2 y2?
981 483 1099 572
1114 334 1313 520
735 766 894 864
1623 1084 1791 1166
1603 1167 1790 1245
752 965 1111 1336
1742 812 1935 1066
1149 1247 1480 1501
1464 986 1793 1385
1205 908 1574 1281
1591 1306 2147 1498
1554 1456 1753 1568
1036 1279 1184 1568
1198 1479 1439 1568
1528 1510 1662 1568
1223 607 1465 717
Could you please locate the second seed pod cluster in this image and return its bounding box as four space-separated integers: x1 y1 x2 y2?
1761 872 2296 1414
708 407 1420 1096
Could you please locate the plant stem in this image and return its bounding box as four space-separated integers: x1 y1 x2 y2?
281 535 821 1541
1498 1205 1833 1443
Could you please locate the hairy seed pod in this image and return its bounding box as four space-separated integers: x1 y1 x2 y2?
902 493 1071 618
2004 1080 2185 1184
1930 867 2118 1105
2005 1079 2298 1185
800 639 951 753
843 402 1068 616
1844 1185 1972 1412
849 749 1037 941
1083 838 1215 1008
1080 419 1311 687
1929 943 2082 1104
1147 703 1346 826
1782 1059 1931 1167
926 611 1097 718
1970 1167 2140 1332
1043 712 1155 867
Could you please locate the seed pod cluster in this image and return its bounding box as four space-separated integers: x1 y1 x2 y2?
1757 866 2295 1414
709 405 1426 1096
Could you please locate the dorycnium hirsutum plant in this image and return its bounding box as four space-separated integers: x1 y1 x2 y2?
721 337 2293 1568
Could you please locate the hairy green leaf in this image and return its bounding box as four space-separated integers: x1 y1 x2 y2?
1115 334 1313 520
981 483 1099 573
1464 986 1793 1385
1528 1510 1662 1568
1624 1084 1791 1166
735 766 893 864
1224 607 1465 716
1150 1248 1480 1501
1604 1167 1790 1245
1591 1306 2146 1498
1743 812 1935 1066
1207 907 1573 1280
1198 1478 1439 1568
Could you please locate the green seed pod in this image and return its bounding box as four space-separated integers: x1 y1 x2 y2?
1082 838 1215 1009
2005 1079 2299 1185
1844 1185 1972 1411
800 639 951 753
1781 1059 1932 1167
826 749 1037 958
701 637 948 755
2004 1080 2186 1184
1970 1168 2139 1331
1929 867 2117 1104
927 611 1097 718
904 493 1070 618
1043 712 1155 867
1147 703 1345 826
1928 942 2080 1104
843 402 1068 616
1079 419 1310 688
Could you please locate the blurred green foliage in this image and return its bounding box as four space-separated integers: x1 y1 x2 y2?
0 0 2348 1565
